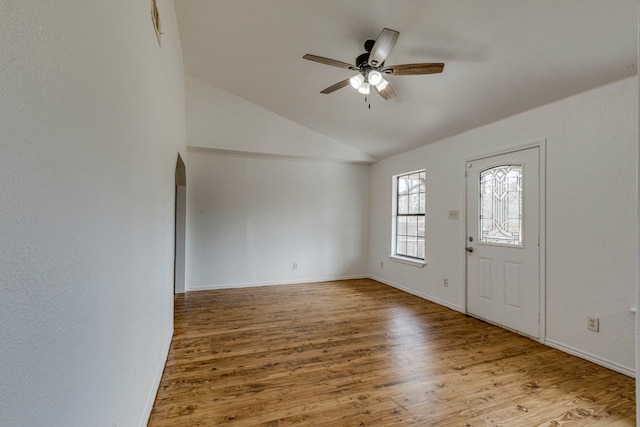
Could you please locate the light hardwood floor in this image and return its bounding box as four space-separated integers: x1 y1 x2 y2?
148 279 635 426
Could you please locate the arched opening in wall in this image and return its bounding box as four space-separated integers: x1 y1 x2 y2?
174 154 187 294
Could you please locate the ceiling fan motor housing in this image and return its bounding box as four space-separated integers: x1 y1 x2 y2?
364 39 376 52
355 52 370 68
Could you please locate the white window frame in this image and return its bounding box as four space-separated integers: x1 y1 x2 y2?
390 169 426 268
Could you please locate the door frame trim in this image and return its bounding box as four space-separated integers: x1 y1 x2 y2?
463 140 546 343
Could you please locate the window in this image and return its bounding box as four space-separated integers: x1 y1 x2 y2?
392 170 426 263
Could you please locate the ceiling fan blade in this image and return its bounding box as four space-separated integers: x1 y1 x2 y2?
375 82 397 100
368 28 399 67
381 63 445 75
320 78 351 94
303 54 357 70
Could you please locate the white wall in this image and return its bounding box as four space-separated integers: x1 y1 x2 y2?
186 149 369 289
369 76 638 375
636 12 640 415
175 184 187 294
186 75 376 163
0 1 185 426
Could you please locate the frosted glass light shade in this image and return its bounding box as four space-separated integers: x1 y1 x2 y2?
357 82 370 95
376 78 389 90
349 74 365 89
368 70 383 86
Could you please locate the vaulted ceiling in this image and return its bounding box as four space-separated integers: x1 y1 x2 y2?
175 0 638 160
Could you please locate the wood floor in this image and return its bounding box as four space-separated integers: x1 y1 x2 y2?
148 279 635 426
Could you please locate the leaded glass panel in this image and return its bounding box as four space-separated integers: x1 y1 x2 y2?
479 165 523 246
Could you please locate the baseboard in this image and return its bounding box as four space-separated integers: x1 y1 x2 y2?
545 339 635 378
368 274 464 313
188 274 368 291
140 326 174 427
188 274 635 379
372 274 635 378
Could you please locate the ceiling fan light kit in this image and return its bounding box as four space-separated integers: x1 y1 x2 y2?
349 74 365 89
368 70 383 86
303 28 445 101
357 82 371 95
376 79 389 91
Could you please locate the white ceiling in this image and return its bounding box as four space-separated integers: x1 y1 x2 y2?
175 0 638 160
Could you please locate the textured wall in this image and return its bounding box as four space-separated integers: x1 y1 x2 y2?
185 75 376 163
186 150 370 289
0 0 185 425
369 76 638 375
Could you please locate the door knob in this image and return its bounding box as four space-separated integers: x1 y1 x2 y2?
465 247 474 253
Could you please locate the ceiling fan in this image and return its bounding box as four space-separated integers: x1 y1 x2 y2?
303 28 444 100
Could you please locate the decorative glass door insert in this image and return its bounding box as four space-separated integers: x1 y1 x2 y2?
479 165 523 246
466 147 540 339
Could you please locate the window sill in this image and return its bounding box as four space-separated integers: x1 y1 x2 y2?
389 255 426 268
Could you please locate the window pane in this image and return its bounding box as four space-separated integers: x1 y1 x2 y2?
405 239 417 258
397 216 407 236
398 176 409 195
409 193 420 214
417 216 425 236
479 165 523 246
396 237 407 256
398 195 409 214
407 216 418 236
408 173 420 193
419 193 425 213
417 237 425 259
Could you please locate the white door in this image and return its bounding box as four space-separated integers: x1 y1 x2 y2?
466 147 539 338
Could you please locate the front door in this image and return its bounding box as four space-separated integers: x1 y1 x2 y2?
466 147 540 338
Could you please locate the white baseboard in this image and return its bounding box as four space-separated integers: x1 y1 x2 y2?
368 274 464 313
545 339 635 378
140 326 174 427
188 274 368 291
370 275 635 378
188 274 636 379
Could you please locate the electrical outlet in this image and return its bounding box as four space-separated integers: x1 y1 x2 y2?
443 278 448 287
293 262 298 270
587 316 599 332
380 261 384 269
448 210 459 220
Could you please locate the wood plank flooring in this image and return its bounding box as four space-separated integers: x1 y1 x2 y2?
148 279 636 426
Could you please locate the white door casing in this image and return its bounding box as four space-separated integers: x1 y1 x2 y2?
466 147 540 338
